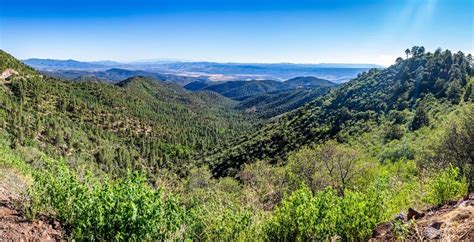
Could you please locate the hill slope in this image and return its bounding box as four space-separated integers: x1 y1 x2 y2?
207 48 473 177
201 80 286 100
237 87 332 118
184 77 336 100
284 76 336 88
1 50 257 176
2 48 473 241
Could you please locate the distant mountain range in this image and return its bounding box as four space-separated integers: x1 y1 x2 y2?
23 58 106 70
23 58 381 83
41 68 206 85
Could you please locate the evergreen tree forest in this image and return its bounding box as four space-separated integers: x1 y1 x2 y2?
0 47 473 240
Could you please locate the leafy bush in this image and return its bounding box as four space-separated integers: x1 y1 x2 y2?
28 156 192 240
392 220 415 239
434 106 474 190
239 160 289 210
265 183 389 241
422 166 468 206
410 105 430 131
265 186 340 241
192 202 254 240
286 141 363 196
182 168 260 240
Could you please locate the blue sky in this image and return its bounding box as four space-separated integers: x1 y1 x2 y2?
0 0 472 66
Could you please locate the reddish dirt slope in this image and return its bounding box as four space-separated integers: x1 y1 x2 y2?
0 166 64 240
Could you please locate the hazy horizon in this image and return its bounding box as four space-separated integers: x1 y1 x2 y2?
21 57 385 67
1 0 473 66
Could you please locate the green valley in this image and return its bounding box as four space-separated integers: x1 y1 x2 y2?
0 50 258 177
1 47 473 240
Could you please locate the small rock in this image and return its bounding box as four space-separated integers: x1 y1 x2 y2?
52 221 61 230
372 222 393 237
394 213 406 221
407 208 425 220
456 194 469 206
423 227 440 239
458 200 468 207
430 221 443 229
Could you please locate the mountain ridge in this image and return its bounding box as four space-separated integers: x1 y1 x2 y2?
23 58 374 83
23 58 383 69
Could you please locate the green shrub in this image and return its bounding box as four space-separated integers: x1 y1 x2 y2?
192 202 253 241
183 173 258 241
392 220 415 239
422 166 468 205
265 184 389 241
265 186 339 241
28 156 193 240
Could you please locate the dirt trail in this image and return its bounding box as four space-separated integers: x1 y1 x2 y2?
0 166 64 240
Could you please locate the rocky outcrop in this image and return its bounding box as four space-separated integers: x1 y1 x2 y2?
371 194 474 241
1 69 17 80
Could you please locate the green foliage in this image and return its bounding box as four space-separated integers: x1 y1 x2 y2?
0 54 258 177
192 201 254 240
266 183 390 241
384 123 405 141
239 160 289 210
286 140 364 195
2 48 474 241
410 105 430 131
187 78 335 101
178 167 263 240
464 83 473 101
28 156 191 240
265 187 339 241
422 166 468 206
237 87 332 118
0 50 37 76
209 47 473 177
433 105 474 190
392 220 414 240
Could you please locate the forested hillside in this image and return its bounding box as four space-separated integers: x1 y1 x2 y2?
184 77 336 100
1 47 473 240
237 87 332 118
185 76 336 118
285 76 336 87
208 47 473 177
187 79 289 99
0 50 257 176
